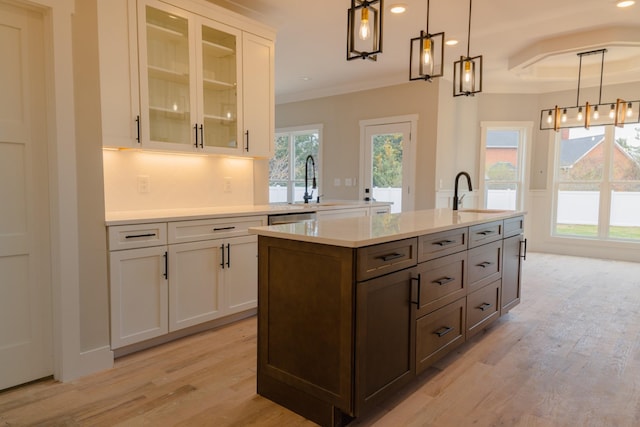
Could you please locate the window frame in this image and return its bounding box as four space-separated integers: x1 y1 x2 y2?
479 121 532 211
270 124 323 204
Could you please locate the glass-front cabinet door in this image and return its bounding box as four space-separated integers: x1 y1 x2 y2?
138 0 196 150
198 21 240 152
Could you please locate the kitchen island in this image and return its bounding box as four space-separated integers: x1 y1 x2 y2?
249 209 526 426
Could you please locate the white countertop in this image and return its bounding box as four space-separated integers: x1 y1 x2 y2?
105 200 390 226
249 208 525 248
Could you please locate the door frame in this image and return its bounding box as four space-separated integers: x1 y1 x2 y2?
359 114 418 212
16 0 113 382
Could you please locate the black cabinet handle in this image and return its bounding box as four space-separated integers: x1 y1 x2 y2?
199 124 204 148
163 251 168 279
245 130 249 152
477 261 493 268
434 326 453 337
194 123 199 148
125 233 156 239
213 226 236 232
477 230 495 236
226 243 230 268
135 115 140 143
520 238 528 261
433 277 454 286
410 274 421 306
220 244 225 269
478 302 493 311
434 239 454 247
379 253 404 262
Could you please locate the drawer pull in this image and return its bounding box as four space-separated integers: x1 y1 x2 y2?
477 230 496 236
433 239 454 247
379 252 404 262
433 277 454 286
477 261 494 268
434 326 453 337
125 233 156 239
410 275 421 306
213 226 236 232
477 302 493 311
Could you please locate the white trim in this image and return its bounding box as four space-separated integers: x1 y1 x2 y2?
359 114 418 211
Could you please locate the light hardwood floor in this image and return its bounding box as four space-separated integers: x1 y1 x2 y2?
2 252 640 426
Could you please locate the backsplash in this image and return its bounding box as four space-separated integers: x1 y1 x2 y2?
103 149 255 212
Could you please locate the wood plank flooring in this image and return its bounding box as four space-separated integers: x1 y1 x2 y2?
2 252 640 426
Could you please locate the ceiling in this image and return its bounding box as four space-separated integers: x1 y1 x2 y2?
207 0 640 104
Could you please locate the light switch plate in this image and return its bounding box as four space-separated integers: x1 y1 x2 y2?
137 175 150 193
224 177 232 192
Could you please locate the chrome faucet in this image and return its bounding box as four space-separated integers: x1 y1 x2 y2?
453 171 472 211
303 155 317 204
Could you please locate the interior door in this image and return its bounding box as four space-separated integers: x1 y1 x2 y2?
363 122 414 213
0 2 53 390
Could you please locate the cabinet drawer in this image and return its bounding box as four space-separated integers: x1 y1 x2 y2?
467 279 501 339
357 238 418 281
415 297 466 375
169 215 267 244
108 223 167 250
503 216 524 238
467 239 502 292
414 251 467 317
418 227 468 262
468 220 502 248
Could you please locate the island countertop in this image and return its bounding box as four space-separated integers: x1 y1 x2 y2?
249 208 525 248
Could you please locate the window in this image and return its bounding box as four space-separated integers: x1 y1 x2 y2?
269 125 322 203
552 123 640 241
480 122 531 210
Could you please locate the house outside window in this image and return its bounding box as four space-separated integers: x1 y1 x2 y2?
269 125 322 203
553 123 640 241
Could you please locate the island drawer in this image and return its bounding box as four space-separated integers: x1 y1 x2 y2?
357 238 418 281
168 215 267 244
467 239 502 292
108 223 167 251
503 215 524 238
418 227 468 262
468 220 503 248
415 297 466 375
414 251 467 317
466 279 501 339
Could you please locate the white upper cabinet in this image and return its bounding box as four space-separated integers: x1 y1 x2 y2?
98 0 274 157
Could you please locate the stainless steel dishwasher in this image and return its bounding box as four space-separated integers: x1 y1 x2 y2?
267 211 316 225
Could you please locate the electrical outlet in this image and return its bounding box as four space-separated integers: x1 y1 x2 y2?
345 178 352 187
334 178 341 187
224 177 232 193
137 175 150 193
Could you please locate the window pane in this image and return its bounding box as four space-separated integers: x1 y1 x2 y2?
555 183 600 238
557 127 605 181
485 130 519 181
609 124 640 240
269 134 290 202
485 183 517 210
372 133 403 212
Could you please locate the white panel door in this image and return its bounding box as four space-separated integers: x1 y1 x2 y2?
224 235 258 314
0 2 52 390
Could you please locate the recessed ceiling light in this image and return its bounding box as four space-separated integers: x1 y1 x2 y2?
390 3 407 13
301 76 311 81
617 0 635 7
445 39 459 46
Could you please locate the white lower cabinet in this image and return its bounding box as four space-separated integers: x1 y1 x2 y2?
109 245 169 348
108 215 265 349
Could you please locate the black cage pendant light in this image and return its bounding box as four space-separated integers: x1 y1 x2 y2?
347 0 383 61
410 0 444 81
453 0 482 96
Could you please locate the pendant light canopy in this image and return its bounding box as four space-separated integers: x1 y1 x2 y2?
410 0 444 81
540 49 640 131
347 0 383 61
453 0 482 96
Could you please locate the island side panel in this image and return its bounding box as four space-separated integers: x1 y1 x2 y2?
257 236 356 424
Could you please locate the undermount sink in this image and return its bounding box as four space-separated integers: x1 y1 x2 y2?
458 209 512 214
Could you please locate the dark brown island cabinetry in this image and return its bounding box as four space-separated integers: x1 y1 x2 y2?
256 215 525 427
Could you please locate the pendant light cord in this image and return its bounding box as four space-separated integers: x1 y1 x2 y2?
466 0 472 58
598 50 604 104
425 0 430 34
